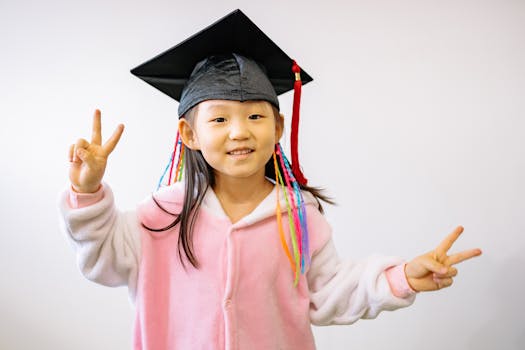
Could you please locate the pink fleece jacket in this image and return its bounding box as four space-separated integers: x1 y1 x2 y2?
58 182 416 349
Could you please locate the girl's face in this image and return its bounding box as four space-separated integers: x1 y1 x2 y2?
179 99 284 182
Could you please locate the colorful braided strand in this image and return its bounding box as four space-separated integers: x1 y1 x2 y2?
278 144 311 270
156 133 185 190
273 152 296 273
275 152 301 285
273 143 310 285
276 145 303 268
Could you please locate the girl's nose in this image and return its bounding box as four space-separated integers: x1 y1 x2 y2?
228 119 250 140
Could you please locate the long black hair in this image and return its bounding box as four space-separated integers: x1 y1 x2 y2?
142 104 334 269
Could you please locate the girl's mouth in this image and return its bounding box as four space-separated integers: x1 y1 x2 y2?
227 149 254 155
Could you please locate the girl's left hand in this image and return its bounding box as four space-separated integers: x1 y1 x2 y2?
404 226 482 292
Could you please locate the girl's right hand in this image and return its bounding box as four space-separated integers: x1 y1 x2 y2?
68 109 125 193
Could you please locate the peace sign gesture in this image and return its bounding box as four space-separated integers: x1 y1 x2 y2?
69 109 125 193
404 226 482 292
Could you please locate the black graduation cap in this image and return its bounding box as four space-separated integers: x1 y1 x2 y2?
130 9 311 185
130 9 312 115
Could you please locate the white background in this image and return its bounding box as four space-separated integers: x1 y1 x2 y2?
1 0 524 349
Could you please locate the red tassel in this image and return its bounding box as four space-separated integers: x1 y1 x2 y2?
291 60 308 186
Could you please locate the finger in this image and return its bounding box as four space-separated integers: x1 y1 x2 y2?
73 138 90 162
446 248 482 266
69 144 75 163
91 109 102 145
76 147 95 167
420 257 448 275
102 124 124 156
433 276 453 290
433 267 457 278
435 225 464 259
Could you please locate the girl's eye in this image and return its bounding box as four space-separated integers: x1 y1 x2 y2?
249 114 262 120
212 117 226 123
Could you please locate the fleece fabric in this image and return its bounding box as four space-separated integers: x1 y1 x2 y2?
58 182 416 349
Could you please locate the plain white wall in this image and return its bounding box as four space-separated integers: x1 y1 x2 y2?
1 0 524 348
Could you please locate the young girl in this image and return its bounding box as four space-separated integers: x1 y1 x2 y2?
59 9 482 350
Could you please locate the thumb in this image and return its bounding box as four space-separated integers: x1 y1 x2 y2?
76 148 95 166
406 255 447 279
419 257 448 275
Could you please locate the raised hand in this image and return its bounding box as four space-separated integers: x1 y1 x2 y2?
69 109 125 193
404 226 482 292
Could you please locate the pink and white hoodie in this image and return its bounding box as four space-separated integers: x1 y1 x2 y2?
58 182 416 349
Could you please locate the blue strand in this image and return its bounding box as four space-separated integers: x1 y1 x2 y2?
156 152 174 191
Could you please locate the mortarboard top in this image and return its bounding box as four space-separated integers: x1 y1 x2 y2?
130 9 312 116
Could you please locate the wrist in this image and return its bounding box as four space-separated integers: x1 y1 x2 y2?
68 183 104 208
404 263 419 293
71 183 101 194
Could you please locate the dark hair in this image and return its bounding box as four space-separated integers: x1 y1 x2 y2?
143 103 334 269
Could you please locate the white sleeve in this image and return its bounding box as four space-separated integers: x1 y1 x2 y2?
307 238 416 326
57 184 142 302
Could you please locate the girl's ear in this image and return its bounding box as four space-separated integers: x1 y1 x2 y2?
275 113 285 143
178 118 200 150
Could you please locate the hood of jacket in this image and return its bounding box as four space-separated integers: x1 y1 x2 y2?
138 179 320 231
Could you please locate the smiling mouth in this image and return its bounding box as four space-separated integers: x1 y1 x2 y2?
227 149 254 155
